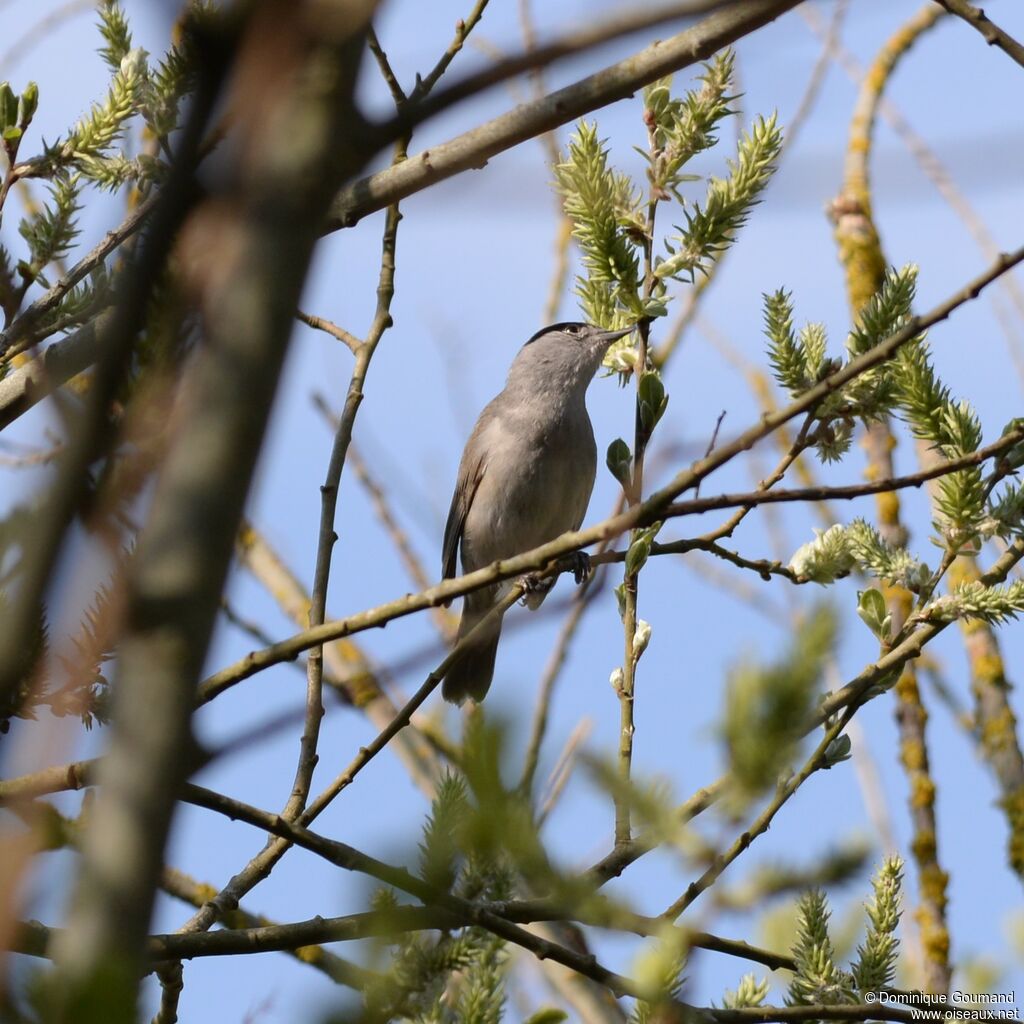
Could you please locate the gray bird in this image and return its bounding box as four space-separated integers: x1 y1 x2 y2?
440 321 633 704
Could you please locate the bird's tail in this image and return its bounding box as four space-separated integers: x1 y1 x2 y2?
442 593 502 705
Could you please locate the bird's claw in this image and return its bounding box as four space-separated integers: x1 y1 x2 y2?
517 573 551 605
569 551 592 585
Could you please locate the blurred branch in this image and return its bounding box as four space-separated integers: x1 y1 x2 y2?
803 1 1024 384
50 9 376 1011
0 309 116 430
536 717 592 826
834 3 952 992
0 0 93 76
782 0 850 153
232 518 441 793
830 0 1024 894
519 568 606 796
660 702 859 919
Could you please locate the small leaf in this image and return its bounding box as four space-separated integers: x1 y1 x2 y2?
1000 416 1024 469
0 83 16 130
606 437 632 487
3 126 22 141
638 371 668 435
642 295 669 319
625 537 651 577
18 81 38 127
614 582 628 620
524 1011 569 1024
857 588 891 642
823 734 852 768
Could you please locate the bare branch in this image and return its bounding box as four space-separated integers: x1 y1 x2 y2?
931 0 1024 69
326 0 803 230
296 309 362 352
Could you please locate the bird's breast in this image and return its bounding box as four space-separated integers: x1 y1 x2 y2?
460 410 597 571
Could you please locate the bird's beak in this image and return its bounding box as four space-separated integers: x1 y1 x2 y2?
593 325 635 347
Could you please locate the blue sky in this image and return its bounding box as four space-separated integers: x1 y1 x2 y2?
2 0 1023 1020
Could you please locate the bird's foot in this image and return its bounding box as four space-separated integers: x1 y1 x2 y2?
517 572 553 606
568 550 592 585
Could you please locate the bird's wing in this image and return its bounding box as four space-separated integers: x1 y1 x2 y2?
442 447 486 584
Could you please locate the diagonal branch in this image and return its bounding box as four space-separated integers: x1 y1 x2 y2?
931 0 1024 68
326 0 803 230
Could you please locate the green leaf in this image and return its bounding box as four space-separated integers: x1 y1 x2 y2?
18 82 39 127
823 734 852 768
524 1010 569 1024
3 126 22 141
1000 417 1024 469
856 588 891 642
723 605 838 804
606 437 632 487
614 582 628 620
638 372 668 435
0 83 17 131
625 536 652 577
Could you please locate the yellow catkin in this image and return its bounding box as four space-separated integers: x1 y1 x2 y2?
835 5 952 992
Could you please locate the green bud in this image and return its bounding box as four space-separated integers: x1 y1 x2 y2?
638 371 668 436
606 438 632 487
0 83 16 131
18 81 38 127
823 733 852 768
614 582 628 620
625 536 651 577
1001 416 1024 469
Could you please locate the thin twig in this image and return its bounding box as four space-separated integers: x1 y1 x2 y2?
312 394 454 638
151 960 183 1024
660 702 859 918
536 718 593 827
296 310 362 353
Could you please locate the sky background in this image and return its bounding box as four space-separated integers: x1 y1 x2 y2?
2 0 1024 1020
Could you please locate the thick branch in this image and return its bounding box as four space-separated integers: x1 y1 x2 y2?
50 15 375 1015
325 0 802 230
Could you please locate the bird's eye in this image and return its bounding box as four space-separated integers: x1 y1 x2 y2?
564 324 581 336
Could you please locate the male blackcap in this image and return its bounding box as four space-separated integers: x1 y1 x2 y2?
440 321 633 704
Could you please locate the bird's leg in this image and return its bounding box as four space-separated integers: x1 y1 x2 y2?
517 572 554 606
568 550 591 585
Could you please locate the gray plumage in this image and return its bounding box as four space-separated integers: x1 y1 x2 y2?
440 321 632 704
